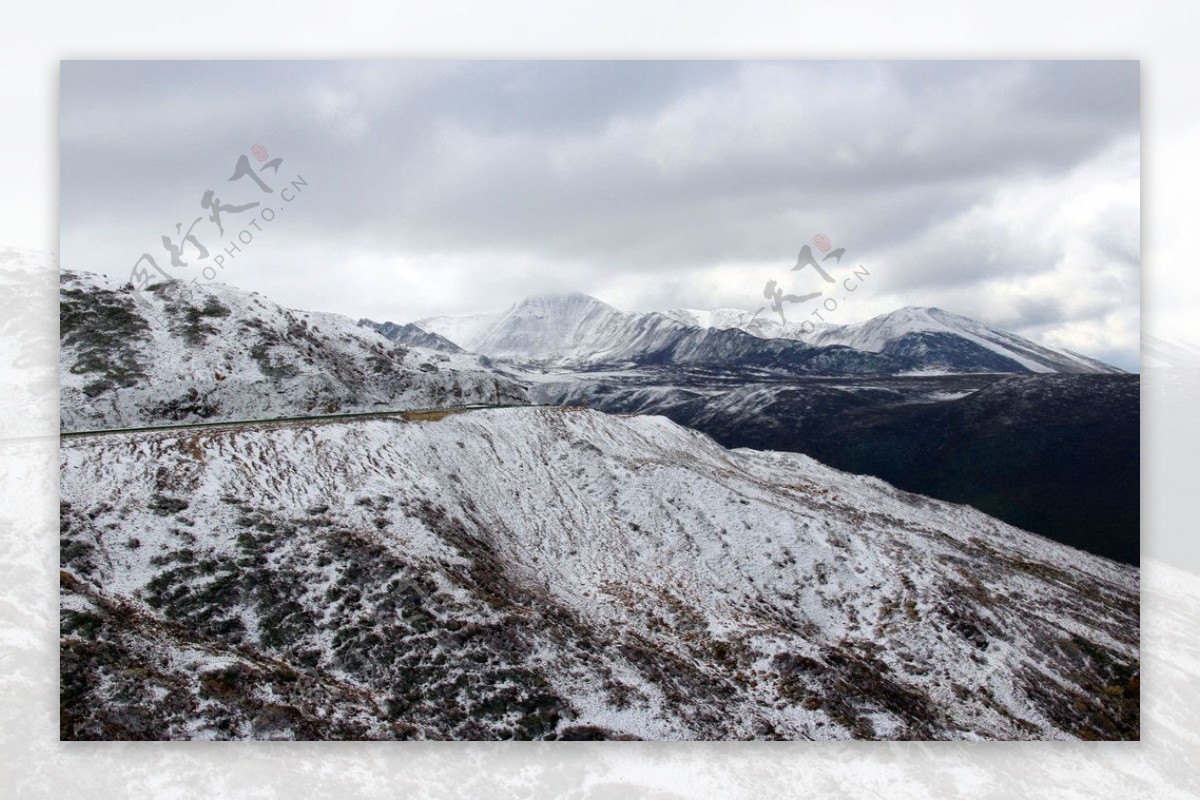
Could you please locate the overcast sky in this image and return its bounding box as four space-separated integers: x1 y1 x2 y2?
60 60 1140 369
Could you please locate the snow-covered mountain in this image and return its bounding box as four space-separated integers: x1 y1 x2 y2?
419 292 683 365
666 305 1117 374
416 294 1119 375
806 306 1118 374
59 271 528 431
60 407 1138 740
358 318 465 353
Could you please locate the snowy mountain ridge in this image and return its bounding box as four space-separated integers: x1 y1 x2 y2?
806 306 1118 374
59 271 528 431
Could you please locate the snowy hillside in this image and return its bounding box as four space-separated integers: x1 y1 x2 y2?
416 293 1119 375
61 407 1139 741
59 271 528 431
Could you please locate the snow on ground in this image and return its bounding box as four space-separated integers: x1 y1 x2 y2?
60 407 1139 741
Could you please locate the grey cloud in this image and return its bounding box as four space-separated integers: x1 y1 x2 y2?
59 60 1139 369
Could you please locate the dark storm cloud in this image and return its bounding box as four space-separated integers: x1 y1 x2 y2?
59 60 1139 368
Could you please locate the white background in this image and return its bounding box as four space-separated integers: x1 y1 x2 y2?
2 1 1198 798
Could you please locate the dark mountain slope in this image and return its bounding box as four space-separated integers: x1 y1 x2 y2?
537 372 1139 564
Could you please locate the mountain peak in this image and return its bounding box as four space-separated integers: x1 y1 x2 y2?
880 305 954 322
509 291 616 313
463 291 626 361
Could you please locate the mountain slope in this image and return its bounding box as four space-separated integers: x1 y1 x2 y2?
59 271 528 431
795 373 1141 564
61 407 1138 741
535 371 1139 564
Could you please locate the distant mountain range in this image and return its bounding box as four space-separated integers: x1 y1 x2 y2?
671 305 1115 373
401 293 1120 375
